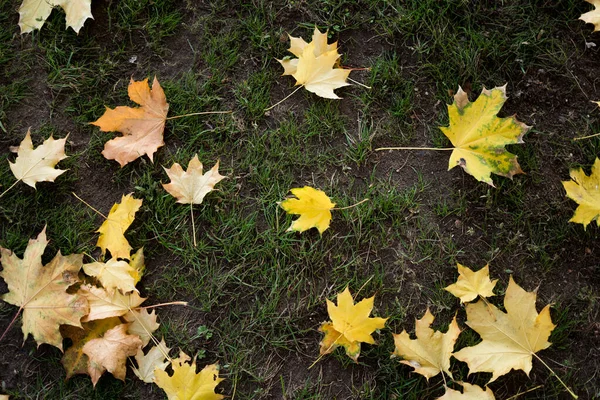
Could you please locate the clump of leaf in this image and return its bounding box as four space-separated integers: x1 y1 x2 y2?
562 158 600 229
319 287 387 362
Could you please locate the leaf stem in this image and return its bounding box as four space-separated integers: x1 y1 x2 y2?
332 198 369 211
138 301 188 309
165 110 232 120
265 85 304 112
190 203 197 247
505 385 544 400
308 331 343 370
72 192 107 219
375 147 454 152
573 132 600 141
347 77 371 89
533 353 578 399
0 179 21 200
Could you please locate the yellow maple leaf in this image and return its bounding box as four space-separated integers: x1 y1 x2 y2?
155 352 225 400
392 309 461 380
18 0 92 33
0 227 88 350
133 338 171 383
82 323 143 386
60 317 122 380
319 287 387 362
453 276 555 382
83 258 138 293
278 27 350 99
162 155 226 204
437 382 495 400
280 186 335 234
130 247 146 284
79 284 146 322
562 158 600 229
91 77 169 167
580 0 600 32
440 85 530 186
444 263 498 303
96 194 142 260
9 129 68 188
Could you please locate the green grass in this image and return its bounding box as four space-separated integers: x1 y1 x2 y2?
0 0 599 399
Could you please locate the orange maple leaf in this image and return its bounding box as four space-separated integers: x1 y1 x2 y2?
91 77 169 167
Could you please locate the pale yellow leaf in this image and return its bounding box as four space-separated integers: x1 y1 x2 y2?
83 258 137 293
18 0 92 33
133 338 171 383
162 155 225 204
79 284 145 322
580 0 600 32
437 382 495 400
124 308 160 347
562 158 600 229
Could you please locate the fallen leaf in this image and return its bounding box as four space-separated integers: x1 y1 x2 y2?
580 0 600 32
0 227 88 349
562 158 600 229
280 186 335 233
9 129 68 188
18 0 92 33
278 27 350 99
453 276 555 382
91 77 169 167
162 155 226 204
124 308 160 347
96 194 142 260
61 317 122 379
83 258 138 293
444 263 498 303
155 352 225 400
130 247 145 284
79 284 145 322
392 309 460 380
133 338 171 383
319 287 387 362
440 85 530 186
437 382 496 400
82 323 142 386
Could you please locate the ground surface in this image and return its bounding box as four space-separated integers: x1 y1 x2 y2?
0 0 599 399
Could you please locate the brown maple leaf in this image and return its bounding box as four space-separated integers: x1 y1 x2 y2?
91 77 169 167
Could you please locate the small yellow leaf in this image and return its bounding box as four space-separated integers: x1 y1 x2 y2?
162 155 226 204
83 258 138 293
133 338 171 383
130 247 145 284
280 186 335 234
9 130 68 188
392 309 460 380
453 276 555 382
154 352 225 400
440 85 530 186
124 308 160 347
580 0 600 32
91 77 169 167
562 158 600 229
278 28 338 76
79 284 146 322
437 382 496 400
18 0 93 33
444 263 498 303
319 287 387 362
96 194 142 260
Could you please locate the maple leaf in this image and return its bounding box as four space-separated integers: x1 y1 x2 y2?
82 323 143 385
124 308 160 347
319 287 387 362
278 27 350 99
437 382 495 400
83 258 138 293
0 227 88 349
392 309 461 380
280 186 336 234
130 247 145 284
61 317 122 380
278 28 338 76
96 194 142 260
18 0 92 33
452 276 555 382
580 0 600 32
9 129 68 188
444 263 498 303
155 352 225 400
133 338 171 383
562 158 600 229
79 284 145 322
91 77 169 167
162 156 226 204
440 85 530 186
